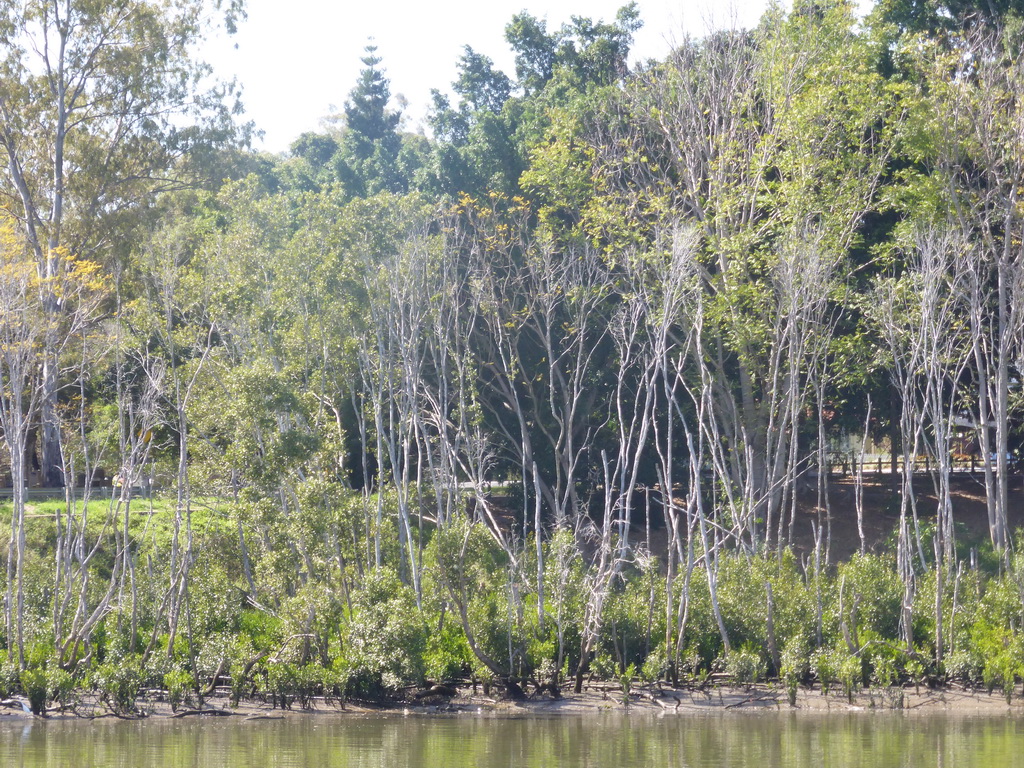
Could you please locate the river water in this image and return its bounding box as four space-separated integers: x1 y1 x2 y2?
2 712 1023 767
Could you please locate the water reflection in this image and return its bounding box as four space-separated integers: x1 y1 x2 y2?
2 712 1023 768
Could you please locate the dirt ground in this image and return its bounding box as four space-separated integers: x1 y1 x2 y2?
625 474 1023 564
2 682 1019 722
782 474 1024 563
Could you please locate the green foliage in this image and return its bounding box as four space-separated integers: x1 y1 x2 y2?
710 552 817 669
865 642 908 709
600 567 663 673
811 648 838 696
506 4 641 96
972 618 1024 701
423 622 473 682
19 668 47 715
944 647 983 684
905 655 927 692
47 666 75 710
343 567 426 696
0 659 18 699
164 668 198 712
8 0 1024 716
229 657 257 707
860 631 905 685
641 642 670 685
874 0 1024 35
726 645 767 686
265 661 300 708
429 516 534 679
837 652 864 703
619 662 636 705
591 652 618 681
264 662 329 710
91 655 145 715
780 636 810 705
836 554 903 640
237 609 284 648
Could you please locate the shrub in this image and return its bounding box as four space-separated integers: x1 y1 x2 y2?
266 661 300 709
780 637 809 706
0 658 18 699
619 662 636 706
726 645 766 686
322 659 350 705
861 631 905 686
47 667 75 709
944 648 982 685
591 652 618 681
19 668 47 715
342 567 426 698
871 653 899 689
905 656 928 694
92 655 144 715
836 554 902 641
811 648 837 695
971 617 1024 701
293 664 325 709
601 568 664 673
423 622 472 682
837 652 862 703
641 642 670 684
164 668 197 712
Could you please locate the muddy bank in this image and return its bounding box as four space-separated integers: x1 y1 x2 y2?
2 683 1020 722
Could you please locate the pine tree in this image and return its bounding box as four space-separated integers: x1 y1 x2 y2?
337 45 405 196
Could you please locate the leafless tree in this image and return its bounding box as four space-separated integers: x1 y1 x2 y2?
921 27 1024 551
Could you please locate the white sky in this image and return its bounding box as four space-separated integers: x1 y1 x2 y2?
201 1 785 154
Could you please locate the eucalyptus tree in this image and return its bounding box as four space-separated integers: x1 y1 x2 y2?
592 0 895 552
0 0 246 486
132 224 220 660
866 230 973 648
894 25 1024 551
0 223 44 665
359 221 442 598
0 219 103 666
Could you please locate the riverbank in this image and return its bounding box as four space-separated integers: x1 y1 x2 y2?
424 683 1024 716
2 682 1020 721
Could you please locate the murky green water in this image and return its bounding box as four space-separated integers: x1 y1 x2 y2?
2 712 1023 767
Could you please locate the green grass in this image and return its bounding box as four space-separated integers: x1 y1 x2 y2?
0 494 237 557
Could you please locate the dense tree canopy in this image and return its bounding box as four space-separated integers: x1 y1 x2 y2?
5 0 1024 713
